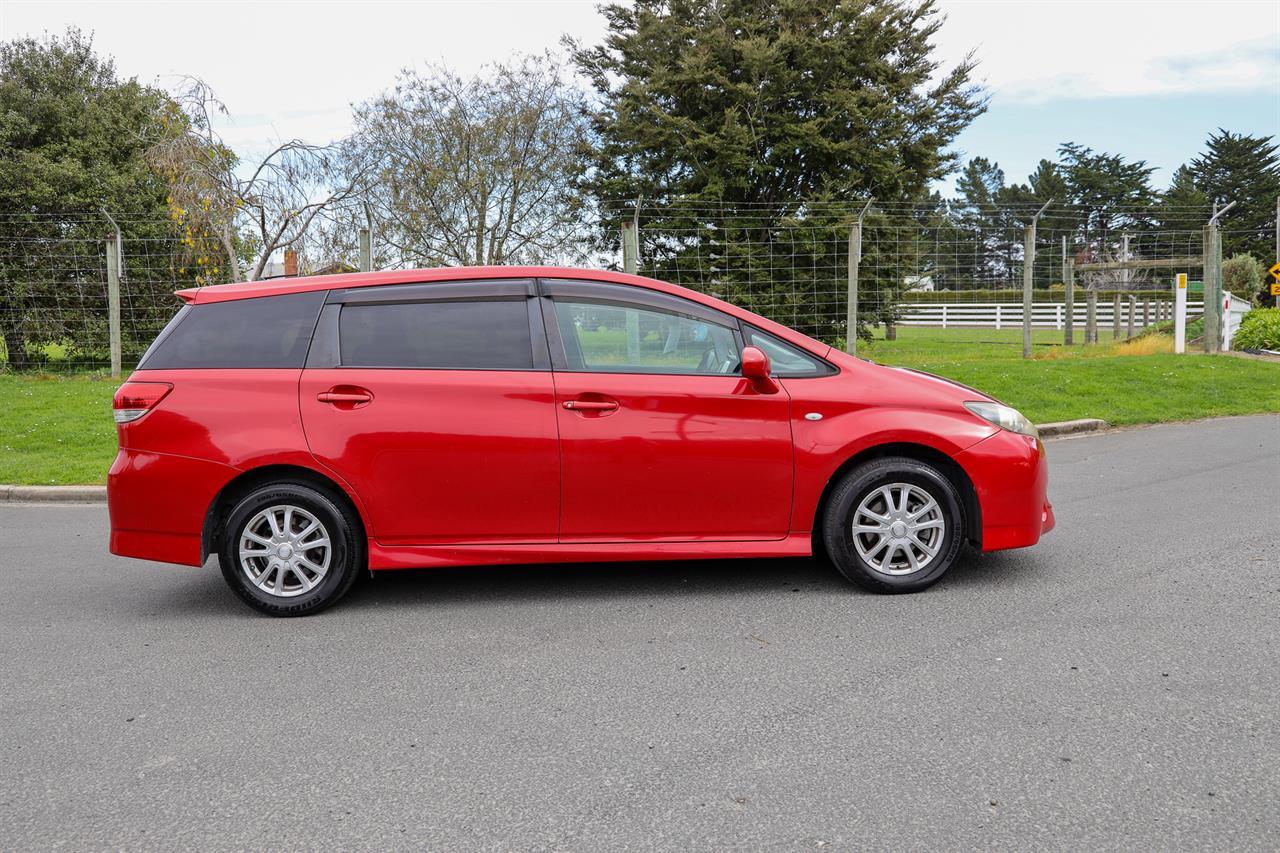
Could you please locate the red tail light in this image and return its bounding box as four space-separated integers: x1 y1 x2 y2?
113 382 172 424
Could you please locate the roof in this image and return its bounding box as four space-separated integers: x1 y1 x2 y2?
174 265 832 357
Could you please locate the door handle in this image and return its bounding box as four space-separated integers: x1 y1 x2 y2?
563 400 618 412
318 391 372 404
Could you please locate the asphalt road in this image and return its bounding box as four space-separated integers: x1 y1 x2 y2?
2 415 1278 851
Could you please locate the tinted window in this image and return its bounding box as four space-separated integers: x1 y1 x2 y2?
744 327 831 377
339 299 533 369
554 299 739 374
139 291 325 369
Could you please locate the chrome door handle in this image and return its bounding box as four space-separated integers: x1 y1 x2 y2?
563 400 618 412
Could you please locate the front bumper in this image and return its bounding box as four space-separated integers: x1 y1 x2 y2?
955 429 1053 552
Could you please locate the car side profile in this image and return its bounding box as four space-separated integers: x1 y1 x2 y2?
108 266 1053 615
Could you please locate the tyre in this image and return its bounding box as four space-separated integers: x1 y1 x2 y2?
821 456 965 594
218 481 365 616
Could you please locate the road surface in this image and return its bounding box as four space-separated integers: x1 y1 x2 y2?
2 415 1278 850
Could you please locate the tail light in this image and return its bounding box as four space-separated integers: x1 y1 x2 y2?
113 382 172 424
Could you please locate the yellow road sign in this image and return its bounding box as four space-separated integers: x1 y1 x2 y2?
1271 282 1280 296
1270 261 1280 282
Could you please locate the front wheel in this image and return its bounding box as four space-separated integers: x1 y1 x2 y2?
822 457 965 593
218 482 364 616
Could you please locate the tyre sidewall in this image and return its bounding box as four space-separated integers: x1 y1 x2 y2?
218 483 362 616
824 459 964 593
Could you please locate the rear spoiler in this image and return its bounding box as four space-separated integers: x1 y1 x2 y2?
175 288 198 304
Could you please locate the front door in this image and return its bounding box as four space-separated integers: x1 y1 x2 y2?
543 281 794 542
300 280 560 546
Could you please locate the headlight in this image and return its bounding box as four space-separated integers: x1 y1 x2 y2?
964 401 1038 438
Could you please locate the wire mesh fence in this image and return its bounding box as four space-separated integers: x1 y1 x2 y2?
0 203 1264 373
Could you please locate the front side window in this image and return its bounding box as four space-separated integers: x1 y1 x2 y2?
554 299 739 374
339 299 532 369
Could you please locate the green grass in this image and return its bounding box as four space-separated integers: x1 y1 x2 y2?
858 327 1280 425
0 373 122 485
1 328 1277 484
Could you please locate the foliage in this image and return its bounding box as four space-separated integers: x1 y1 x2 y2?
1191 130 1280 260
571 0 986 340
1232 308 1280 351
1221 254 1266 305
0 28 183 370
342 53 591 268
147 78 365 281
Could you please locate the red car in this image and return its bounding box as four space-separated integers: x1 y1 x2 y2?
109 267 1053 615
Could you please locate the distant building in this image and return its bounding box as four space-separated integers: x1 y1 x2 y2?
904 274 935 292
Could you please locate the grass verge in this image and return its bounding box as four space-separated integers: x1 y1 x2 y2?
1 331 1277 484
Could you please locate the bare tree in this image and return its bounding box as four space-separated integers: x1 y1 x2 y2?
148 78 365 281
344 53 592 268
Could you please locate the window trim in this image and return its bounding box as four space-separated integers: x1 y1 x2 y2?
539 279 746 376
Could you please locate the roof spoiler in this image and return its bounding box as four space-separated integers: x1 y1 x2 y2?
175 288 198 304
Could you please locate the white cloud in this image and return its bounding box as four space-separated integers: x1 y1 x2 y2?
3 0 1276 155
932 0 1280 102
1 0 609 157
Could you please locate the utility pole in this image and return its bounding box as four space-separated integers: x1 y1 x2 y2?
846 198 873 356
1274 195 1279 307
1023 199 1052 358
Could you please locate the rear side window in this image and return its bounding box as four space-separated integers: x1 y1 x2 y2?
338 300 533 369
139 291 326 369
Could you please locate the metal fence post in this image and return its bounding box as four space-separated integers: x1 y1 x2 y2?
359 202 373 272
1063 237 1074 346
846 199 871 356
1202 223 1219 352
1086 290 1097 344
621 212 640 358
1022 201 1052 358
105 239 121 379
358 228 371 272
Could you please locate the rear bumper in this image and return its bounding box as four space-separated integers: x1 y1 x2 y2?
107 449 238 567
955 429 1053 553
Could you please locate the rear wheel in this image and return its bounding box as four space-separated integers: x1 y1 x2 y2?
822 457 965 593
218 482 364 616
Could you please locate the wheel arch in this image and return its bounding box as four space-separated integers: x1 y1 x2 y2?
811 442 982 557
201 464 367 564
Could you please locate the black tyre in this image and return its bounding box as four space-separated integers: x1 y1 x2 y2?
822 456 965 594
218 481 364 616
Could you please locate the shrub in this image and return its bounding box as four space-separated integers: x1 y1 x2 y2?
1222 254 1266 306
1232 308 1280 351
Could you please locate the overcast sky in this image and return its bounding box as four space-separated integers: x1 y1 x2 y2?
3 0 1278 193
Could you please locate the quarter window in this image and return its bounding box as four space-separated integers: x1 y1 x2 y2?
554 300 739 374
338 299 533 369
744 327 831 377
138 291 325 369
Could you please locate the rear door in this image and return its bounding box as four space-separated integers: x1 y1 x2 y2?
542 280 794 542
299 280 560 546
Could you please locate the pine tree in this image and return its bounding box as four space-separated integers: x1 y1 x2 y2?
1190 130 1280 260
571 0 987 340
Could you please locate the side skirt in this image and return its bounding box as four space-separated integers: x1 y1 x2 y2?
367 533 815 571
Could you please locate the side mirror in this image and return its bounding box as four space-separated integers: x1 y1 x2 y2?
740 346 779 394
